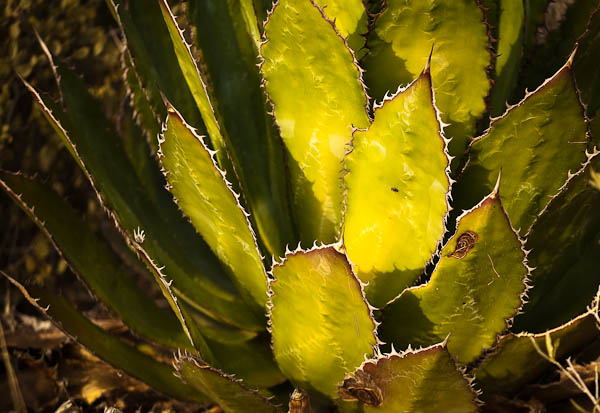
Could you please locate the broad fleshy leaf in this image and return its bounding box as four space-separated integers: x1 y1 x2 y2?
454 59 589 235
314 0 368 57
574 6 600 123
2 273 210 404
490 0 525 116
337 343 478 412
344 68 451 307
269 246 377 400
174 353 278 413
512 151 600 332
159 105 268 311
261 0 370 245
26 68 262 330
381 187 529 364
187 0 297 257
363 0 492 159
0 171 195 352
475 309 600 396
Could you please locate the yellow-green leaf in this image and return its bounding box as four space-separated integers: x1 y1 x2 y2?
344 68 451 307
363 0 492 159
314 0 368 57
269 246 377 400
382 187 529 364
159 105 268 311
338 343 478 412
261 0 370 245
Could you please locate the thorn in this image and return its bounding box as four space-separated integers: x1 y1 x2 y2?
491 170 502 198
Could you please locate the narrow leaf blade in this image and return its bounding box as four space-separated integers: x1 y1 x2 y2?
159 106 268 311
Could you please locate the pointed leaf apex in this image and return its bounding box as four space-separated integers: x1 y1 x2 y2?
566 45 578 68
423 44 434 75
491 170 502 198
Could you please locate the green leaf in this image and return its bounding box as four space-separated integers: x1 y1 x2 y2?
107 0 205 132
516 0 598 104
454 59 589 235
512 152 600 332
174 353 278 413
337 343 478 412
269 246 377 400
313 0 368 57
2 273 210 403
490 0 525 116
573 7 600 122
157 0 234 181
25 70 262 330
187 0 297 257
475 309 600 396
159 105 268 311
363 0 492 159
381 185 529 364
261 0 370 245
343 67 451 308
0 171 194 351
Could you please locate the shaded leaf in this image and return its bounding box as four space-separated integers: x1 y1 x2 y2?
187 0 297 257
261 0 370 245
2 273 210 404
475 309 600 396
454 58 589 235
512 151 600 332
174 353 278 413
343 67 451 307
382 186 529 364
269 246 377 400
313 0 368 57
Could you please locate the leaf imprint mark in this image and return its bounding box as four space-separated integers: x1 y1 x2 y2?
447 230 478 259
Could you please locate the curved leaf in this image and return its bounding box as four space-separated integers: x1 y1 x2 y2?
490 0 525 116
25 68 260 330
174 353 278 413
2 273 210 404
0 171 193 351
343 67 451 307
454 59 589 235
261 0 370 245
269 246 377 400
573 6 600 123
187 0 297 257
159 105 268 311
513 151 600 332
382 185 529 364
475 309 600 396
363 0 492 159
337 343 478 412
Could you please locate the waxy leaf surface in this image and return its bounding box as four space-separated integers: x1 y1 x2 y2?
269 247 376 399
188 0 297 257
382 191 528 364
363 0 491 158
455 63 589 234
175 354 278 413
160 107 268 311
490 0 525 116
29 69 261 330
261 0 370 245
337 344 477 413
344 70 450 307
314 0 368 57
4 274 209 403
476 310 600 396
513 153 600 332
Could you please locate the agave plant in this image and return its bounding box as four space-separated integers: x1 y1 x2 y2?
2 0 600 411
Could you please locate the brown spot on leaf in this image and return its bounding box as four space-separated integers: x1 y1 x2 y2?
447 230 478 259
